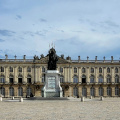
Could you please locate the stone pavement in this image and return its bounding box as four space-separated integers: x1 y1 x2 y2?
0 97 120 120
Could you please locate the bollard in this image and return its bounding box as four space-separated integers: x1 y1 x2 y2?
100 96 104 101
19 97 23 102
12 96 14 100
90 96 92 99
0 97 2 101
81 96 84 102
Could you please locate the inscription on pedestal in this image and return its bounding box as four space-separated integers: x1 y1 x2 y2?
48 77 55 89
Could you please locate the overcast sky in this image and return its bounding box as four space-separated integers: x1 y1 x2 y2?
0 0 120 60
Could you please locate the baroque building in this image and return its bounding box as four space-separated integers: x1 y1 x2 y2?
0 48 120 98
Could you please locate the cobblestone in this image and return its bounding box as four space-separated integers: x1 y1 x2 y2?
0 98 120 120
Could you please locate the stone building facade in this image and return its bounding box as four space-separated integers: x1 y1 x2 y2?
0 48 120 98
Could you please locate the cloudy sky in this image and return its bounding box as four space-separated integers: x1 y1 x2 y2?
0 0 120 60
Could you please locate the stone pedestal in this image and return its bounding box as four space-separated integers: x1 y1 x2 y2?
43 70 63 97
100 96 104 101
0 97 2 101
81 96 84 102
12 96 14 100
19 97 23 102
90 96 92 99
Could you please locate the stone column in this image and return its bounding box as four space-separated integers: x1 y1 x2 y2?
78 87 82 97
79 67 81 83
87 86 90 97
14 87 18 97
111 86 115 97
5 66 9 83
23 66 27 83
35 66 37 83
39 67 42 82
69 86 73 97
37 66 40 83
95 67 98 83
5 87 9 97
69 67 72 82
31 66 34 83
103 67 106 83
111 67 114 83
87 67 90 83
14 66 18 84
23 87 27 97
103 86 107 97
64 67 67 82
95 87 99 97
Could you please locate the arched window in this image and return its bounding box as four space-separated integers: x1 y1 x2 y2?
115 68 118 73
27 75 31 83
18 74 22 83
9 74 14 83
107 75 111 83
18 67 22 72
115 75 119 83
91 68 94 73
74 68 77 73
82 87 87 97
73 87 78 96
99 87 103 96
82 68 86 73
98 75 103 83
90 87 95 96
82 75 86 83
107 68 110 73
0 87 5 97
0 75 5 83
42 67 45 72
9 87 14 96
60 76 64 83
115 86 119 96
1 67 4 72
18 87 23 96
107 87 111 96
90 75 94 83
99 68 102 73
9 67 13 72
27 87 32 96
73 76 78 83
27 67 31 72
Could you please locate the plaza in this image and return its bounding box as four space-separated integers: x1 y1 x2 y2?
0 97 120 120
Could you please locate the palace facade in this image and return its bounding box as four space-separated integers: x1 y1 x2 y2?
0 48 120 97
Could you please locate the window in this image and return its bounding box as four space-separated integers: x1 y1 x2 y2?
73 87 78 96
27 75 31 83
0 87 5 96
74 68 77 73
90 87 95 96
115 75 119 83
18 75 22 83
82 75 86 83
115 86 119 96
9 87 14 96
18 87 23 96
107 87 111 96
82 68 85 73
91 68 94 73
90 75 94 83
60 76 64 83
99 68 102 73
107 75 111 83
27 67 31 72
73 76 78 83
99 87 103 96
42 75 45 83
18 67 22 72
42 67 45 72
9 75 13 83
107 68 110 73
98 75 103 83
82 87 87 97
1 67 4 72
115 68 118 73
27 87 32 96
0 75 5 83
9 67 13 72
60 67 63 73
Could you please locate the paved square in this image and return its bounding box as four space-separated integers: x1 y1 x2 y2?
0 97 120 120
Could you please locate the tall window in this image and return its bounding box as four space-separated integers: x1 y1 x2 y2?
107 75 111 83
18 87 23 96
91 68 94 73
18 74 22 83
9 67 13 72
0 75 5 83
99 87 103 96
27 75 31 83
115 75 119 83
98 75 103 83
99 68 102 73
82 68 85 73
90 75 94 83
18 67 22 72
60 76 64 83
73 76 78 83
27 67 31 72
0 87 5 96
107 87 111 96
1 67 4 72
42 75 45 83
82 75 86 83
9 87 14 96
115 86 119 96
73 87 78 96
82 87 87 97
115 68 118 73
107 68 110 73
90 87 95 96
42 67 45 72
74 68 77 73
60 67 63 73
27 87 32 96
9 75 13 83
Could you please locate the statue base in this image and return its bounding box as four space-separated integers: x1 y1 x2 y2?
42 70 63 98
